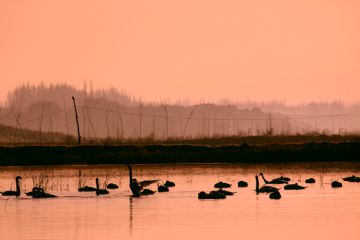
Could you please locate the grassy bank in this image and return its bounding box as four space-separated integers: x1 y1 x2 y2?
0 141 359 166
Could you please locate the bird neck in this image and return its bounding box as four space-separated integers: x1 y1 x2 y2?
260 174 269 184
78 179 81 189
128 165 133 184
96 179 99 190
255 176 259 193
16 178 21 196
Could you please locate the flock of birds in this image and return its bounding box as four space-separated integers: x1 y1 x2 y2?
0 165 175 198
198 173 360 200
1 165 360 200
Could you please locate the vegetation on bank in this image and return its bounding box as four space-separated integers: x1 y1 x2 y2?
0 141 359 166
2 120 360 146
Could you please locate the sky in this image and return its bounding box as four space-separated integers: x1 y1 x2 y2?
0 0 359 104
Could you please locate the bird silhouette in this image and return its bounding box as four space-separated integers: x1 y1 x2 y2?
342 175 360 182
96 178 109 195
305 178 316 184
259 173 288 184
255 175 279 194
331 181 342 188
284 183 306 190
214 181 231 188
1 176 22 197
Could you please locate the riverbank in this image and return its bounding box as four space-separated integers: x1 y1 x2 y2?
0 141 359 166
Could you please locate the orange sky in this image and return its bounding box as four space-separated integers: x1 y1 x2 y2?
0 0 359 104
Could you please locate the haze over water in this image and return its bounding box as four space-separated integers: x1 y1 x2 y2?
1 1 360 240
1 0 360 104
1 163 360 240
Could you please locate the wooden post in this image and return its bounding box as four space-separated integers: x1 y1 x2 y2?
63 100 70 137
139 97 142 143
183 106 195 140
163 105 169 144
72 96 81 144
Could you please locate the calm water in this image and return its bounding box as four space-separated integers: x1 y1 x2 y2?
1 163 360 240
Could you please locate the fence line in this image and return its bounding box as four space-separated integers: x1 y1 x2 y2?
77 105 356 122
1 103 360 145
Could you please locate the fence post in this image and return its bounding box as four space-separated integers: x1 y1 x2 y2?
72 96 81 144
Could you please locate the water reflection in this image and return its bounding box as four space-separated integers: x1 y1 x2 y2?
129 197 133 236
0 163 360 240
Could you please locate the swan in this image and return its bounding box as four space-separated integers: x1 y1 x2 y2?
106 183 119 189
26 187 41 196
215 189 235 196
127 164 157 196
214 181 231 188
198 191 226 199
141 189 156 195
273 176 291 182
1 176 22 197
342 175 360 182
139 180 159 188
78 170 96 192
158 185 169 192
164 180 175 187
331 181 342 188
269 190 281 200
259 173 288 184
305 178 316 184
96 178 109 195
78 185 97 192
127 164 141 197
237 181 248 187
31 187 57 198
255 175 279 194
284 183 306 190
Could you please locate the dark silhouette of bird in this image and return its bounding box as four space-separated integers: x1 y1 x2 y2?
259 173 288 184
31 187 57 198
106 183 119 189
284 183 306 190
1 176 22 197
237 180 248 187
78 185 97 192
96 178 109 195
26 187 41 196
77 170 96 192
127 164 159 197
273 176 291 182
269 190 281 200
158 185 169 192
214 181 231 188
127 164 142 197
198 191 226 199
331 181 342 188
164 180 175 187
215 189 235 196
141 189 156 195
255 175 279 194
139 180 159 188
305 178 316 184
342 175 360 182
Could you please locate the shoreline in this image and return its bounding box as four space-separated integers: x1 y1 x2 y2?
0 141 359 166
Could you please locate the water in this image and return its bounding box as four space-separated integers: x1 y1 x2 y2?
1 163 360 240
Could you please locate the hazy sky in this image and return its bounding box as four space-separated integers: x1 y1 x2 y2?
1 0 359 104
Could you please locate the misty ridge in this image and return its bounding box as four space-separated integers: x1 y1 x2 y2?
0 82 360 144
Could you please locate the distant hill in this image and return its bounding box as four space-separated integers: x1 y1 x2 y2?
0 83 295 141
